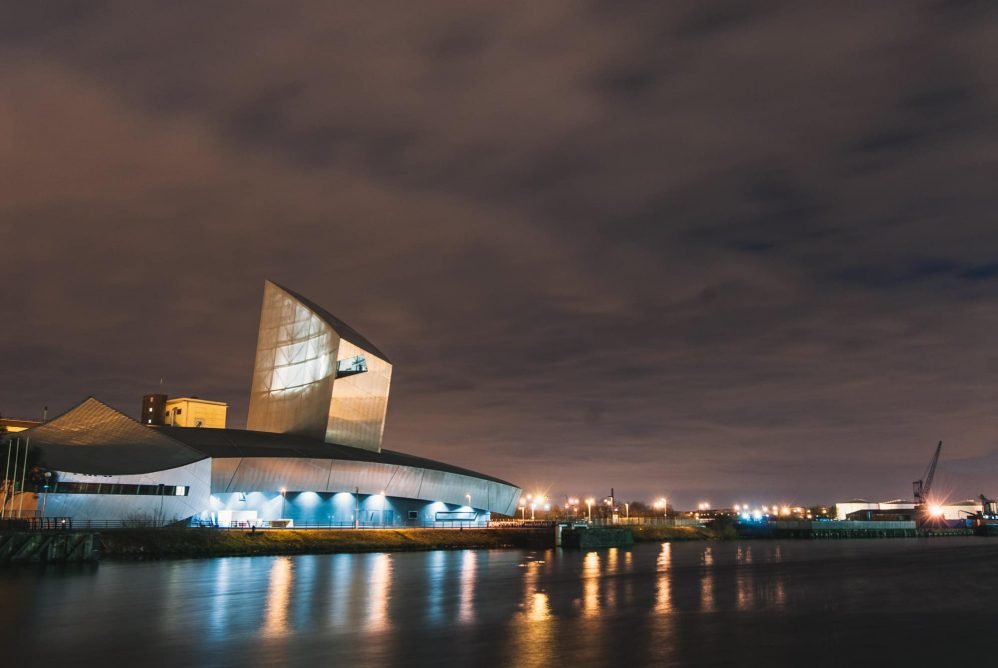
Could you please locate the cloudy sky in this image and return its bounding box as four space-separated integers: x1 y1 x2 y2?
3 1 998 507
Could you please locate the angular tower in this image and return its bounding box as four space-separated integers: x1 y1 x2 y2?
246 281 392 452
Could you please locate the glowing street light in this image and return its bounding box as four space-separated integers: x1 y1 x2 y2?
586 497 594 522
280 487 287 518
519 497 527 520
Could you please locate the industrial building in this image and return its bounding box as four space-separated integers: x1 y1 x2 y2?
835 499 981 522
1 281 521 526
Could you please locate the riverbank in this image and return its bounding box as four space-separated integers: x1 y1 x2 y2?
99 527 555 559
108 525 723 559
630 525 720 542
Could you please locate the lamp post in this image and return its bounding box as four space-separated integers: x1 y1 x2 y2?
519 497 527 520
625 502 629 520
41 471 52 518
654 497 668 523
586 498 594 523
280 487 287 519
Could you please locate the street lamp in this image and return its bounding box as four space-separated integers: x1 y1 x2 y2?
41 472 52 518
625 502 629 520
280 487 287 519
654 497 668 521
585 498 594 523
519 497 527 520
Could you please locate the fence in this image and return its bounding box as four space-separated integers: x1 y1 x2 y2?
592 517 705 527
0 517 73 531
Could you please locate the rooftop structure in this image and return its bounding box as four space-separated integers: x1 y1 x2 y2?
247 280 391 452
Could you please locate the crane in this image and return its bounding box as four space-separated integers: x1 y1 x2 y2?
912 440 942 506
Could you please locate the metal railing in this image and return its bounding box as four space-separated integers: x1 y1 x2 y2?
0 517 73 531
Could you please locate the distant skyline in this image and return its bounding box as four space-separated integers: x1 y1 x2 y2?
4 2 998 506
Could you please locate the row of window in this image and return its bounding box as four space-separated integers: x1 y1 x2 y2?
51 482 189 496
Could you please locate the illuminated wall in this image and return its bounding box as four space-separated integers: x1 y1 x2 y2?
326 339 392 451
164 398 228 428
247 281 392 451
209 492 488 528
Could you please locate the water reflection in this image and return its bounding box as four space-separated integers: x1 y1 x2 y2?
8 540 988 667
328 554 353 629
459 550 477 624
700 545 715 612
210 558 231 635
655 543 672 614
263 557 292 637
603 548 618 608
365 553 393 632
582 551 600 617
426 550 446 625
511 551 554 667
736 572 754 611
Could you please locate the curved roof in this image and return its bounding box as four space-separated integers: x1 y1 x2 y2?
269 280 391 363
17 397 513 487
155 425 515 486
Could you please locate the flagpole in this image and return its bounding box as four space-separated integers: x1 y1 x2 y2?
18 438 29 518
0 438 13 518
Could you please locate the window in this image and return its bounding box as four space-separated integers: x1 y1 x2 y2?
51 482 189 496
408 510 419 520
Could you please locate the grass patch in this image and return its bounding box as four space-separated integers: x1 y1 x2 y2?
99 528 553 559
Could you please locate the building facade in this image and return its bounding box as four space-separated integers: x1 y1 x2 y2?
5 282 520 526
246 281 391 452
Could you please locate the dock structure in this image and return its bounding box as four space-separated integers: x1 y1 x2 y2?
0 531 101 563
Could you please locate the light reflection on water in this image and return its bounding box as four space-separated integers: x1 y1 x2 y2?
655 542 671 614
5 539 998 667
366 553 392 632
458 550 476 624
263 556 292 637
700 545 715 612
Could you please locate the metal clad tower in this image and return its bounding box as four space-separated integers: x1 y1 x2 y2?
246 281 392 452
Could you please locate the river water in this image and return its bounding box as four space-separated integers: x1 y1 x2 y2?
3 537 996 667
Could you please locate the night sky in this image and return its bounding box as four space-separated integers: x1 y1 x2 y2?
4 2 998 507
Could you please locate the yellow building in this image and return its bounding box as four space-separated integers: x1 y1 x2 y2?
163 397 227 429
0 417 42 433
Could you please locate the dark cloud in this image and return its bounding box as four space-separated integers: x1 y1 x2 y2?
3 1 998 507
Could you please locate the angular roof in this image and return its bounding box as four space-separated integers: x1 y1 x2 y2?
269 280 391 363
15 398 513 486
13 397 207 475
